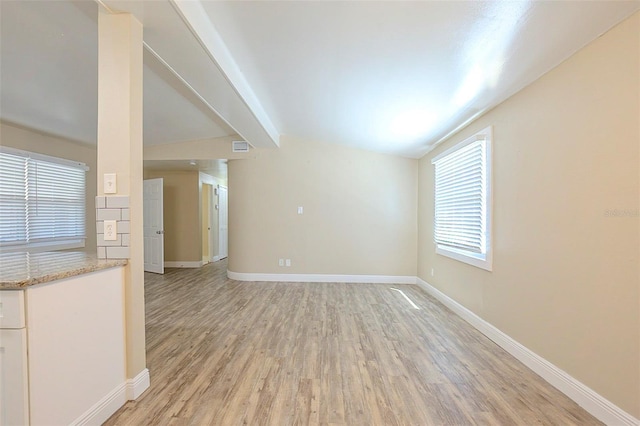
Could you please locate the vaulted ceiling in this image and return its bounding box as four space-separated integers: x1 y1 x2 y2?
1 1 638 158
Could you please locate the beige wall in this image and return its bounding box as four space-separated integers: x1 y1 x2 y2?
228 136 418 275
417 12 639 417
144 170 201 262
0 121 98 252
144 135 248 161
97 13 146 380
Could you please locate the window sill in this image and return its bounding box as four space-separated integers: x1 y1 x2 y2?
0 240 86 254
436 245 492 271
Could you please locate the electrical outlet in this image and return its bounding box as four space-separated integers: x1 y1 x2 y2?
285 259 291 267
104 220 117 241
278 259 284 267
431 268 434 277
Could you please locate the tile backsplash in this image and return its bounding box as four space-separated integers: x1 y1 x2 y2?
96 196 130 259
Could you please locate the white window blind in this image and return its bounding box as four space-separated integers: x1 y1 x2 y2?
432 127 492 270
0 147 87 252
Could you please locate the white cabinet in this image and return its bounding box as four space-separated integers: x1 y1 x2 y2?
0 290 29 426
0 266 127 426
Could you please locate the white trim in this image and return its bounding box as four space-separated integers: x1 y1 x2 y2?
164 261 203 268
126 368 150 400
435 245 491 271
427 109 489 154
0 239 85 254
227 270 416 284
0 145 89 170
168 0 280 148
199 171 223 186
431 126 493 272
70 382 127 426
212 255 222 262
415 277 639 426
431 126 490 163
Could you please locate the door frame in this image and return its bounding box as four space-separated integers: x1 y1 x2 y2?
201 183 213 264
217 184 228 260
199 172 227 262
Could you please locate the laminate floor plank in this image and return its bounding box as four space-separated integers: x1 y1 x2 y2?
104 260 602 426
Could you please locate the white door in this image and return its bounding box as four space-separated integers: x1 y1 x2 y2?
201 184 212 264
144 178 164 274
218 185 228 259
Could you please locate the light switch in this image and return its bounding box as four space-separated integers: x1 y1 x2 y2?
297 206 303 215
104 173 117 194
104 220 117 241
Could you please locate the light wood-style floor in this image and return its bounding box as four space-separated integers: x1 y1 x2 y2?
105 260 601 425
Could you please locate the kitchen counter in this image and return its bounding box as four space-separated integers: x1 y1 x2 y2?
0 251 128 424
0 251 127 289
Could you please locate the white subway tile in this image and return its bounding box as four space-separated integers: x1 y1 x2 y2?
97 234 122 246
95 196 106 209
106 246 130 259
96 209 121 221
117 221 130 234
106 196 130 208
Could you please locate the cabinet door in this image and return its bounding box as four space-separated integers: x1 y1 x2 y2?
0 291 25 329
0 329 29 426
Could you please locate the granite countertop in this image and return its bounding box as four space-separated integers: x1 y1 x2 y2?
0 251 127 289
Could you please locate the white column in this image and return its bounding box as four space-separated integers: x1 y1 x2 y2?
97 11 147 386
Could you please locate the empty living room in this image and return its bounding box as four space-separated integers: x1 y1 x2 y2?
0 1 637 425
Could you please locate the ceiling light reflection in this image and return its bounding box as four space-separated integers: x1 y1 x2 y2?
389 108 438 141
452 1 531 107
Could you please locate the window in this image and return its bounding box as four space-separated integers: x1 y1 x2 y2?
432 126 492 270
0 147 88 252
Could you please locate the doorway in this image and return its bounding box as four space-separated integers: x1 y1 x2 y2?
143 178 164 274
217 185 228 260
201 183 213 264
199 168 228 264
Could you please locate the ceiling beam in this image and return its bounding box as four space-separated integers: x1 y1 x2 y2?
98 0 280 150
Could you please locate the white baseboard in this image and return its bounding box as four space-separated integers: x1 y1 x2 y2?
71 382 127 426
164 261 203 268
227 270 416 284
212 255 221 262
416 277 639 426
126 368 150 400
69 369 150 425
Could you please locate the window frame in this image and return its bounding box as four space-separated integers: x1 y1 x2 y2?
431 126 493 271
0 146 88 253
